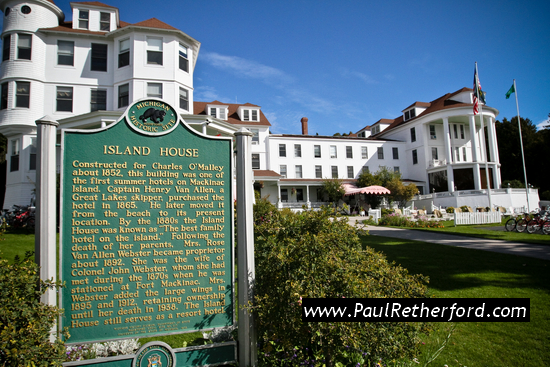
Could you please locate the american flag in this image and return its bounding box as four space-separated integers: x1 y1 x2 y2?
473 66 486 115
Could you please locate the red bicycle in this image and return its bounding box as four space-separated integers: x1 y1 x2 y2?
526 210 549 234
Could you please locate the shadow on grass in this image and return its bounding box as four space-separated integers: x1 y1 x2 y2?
360 235 550 294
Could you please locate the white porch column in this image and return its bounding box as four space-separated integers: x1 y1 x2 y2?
473 163 482 190
469 115 479 162
306 184 311 209
488 117 499 164
277 183 282 208
442 117 454 192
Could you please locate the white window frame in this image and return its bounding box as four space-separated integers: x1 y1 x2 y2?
295 165 302 178
78 10 89 29
279 165 287 178
118 38 130 68
57 40 74 66
147 83 162 99
294 144 302 158
330 145 337 158
146 37 163 65
361 146 368 159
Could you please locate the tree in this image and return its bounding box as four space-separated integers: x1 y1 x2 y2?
495 115 549 198
386 178 418 208
357 167 402 209
321 178 345 209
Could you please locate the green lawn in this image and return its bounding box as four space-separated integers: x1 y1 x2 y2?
361 234 549 366
413 219 550 246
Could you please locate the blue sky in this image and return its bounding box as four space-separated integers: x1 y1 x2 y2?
11 0 550 135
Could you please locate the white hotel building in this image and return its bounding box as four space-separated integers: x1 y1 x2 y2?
0 0 537 211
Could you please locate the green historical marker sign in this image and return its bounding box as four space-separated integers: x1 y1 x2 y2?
60 99 234 344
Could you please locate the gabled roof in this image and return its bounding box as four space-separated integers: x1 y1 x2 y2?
131 18 179 31
70 1 117 8
194 101 271 127
361 87 487 138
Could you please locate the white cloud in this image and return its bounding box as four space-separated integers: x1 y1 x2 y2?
340 68 377 85
201 52 293 85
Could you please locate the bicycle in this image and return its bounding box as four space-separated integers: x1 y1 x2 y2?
526 210 548 234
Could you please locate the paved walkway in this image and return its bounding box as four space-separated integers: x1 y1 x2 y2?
347 216 550 261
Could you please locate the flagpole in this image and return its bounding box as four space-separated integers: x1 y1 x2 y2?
476 62 493 209
513 79 531 212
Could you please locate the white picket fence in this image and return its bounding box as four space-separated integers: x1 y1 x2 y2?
454 212 502 226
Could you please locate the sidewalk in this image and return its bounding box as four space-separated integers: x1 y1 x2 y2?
347 216 550 261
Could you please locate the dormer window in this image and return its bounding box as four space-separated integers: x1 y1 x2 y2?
79 10 89 29
242 109 259 121
404 108 416 121
209 107 227 120
371 125 380 135
100 12 110 31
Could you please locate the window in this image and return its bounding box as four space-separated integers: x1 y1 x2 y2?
394 167 400 173
118 84 129 108
2 35 10 61
295 165 302 178
281 189 288 202
29 137 36 171
17 34 31 60
412 149 418 165
21 5 31 14
430 125 436 139
331 166 338 178
460 125 465 139
453 124 458 139
10 139 19 172
279 144 286 157
56 86 73 112
462 147 467 161
243 110 249 121
209 107 227 120
251 129 259 144
78 10 89 29
118 39 130 68
15 81 30 108
252 154 260 169
392 147 399 159
315 165 322 178
90 89 106 111
347 166 354 179
410 127 416 142
432 147 438 160
361 146 368 159
252 110 258 121
314 145 321 158
404 109 416 121
179 43 188 72
91 43 107 71
147 83 162 99
146 37 163 65
279 165 287 178
455 147 460 162
346 146 353 158
1 82 8 110
100 12 110 31
330 145 337 158
57 40 74 65
179 88 188 110
294 144 301 158
377 147 384 159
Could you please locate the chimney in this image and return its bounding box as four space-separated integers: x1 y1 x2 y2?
301 117 308 135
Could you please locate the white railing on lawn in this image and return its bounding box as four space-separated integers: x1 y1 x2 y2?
369 209 381 223
454 212 502 226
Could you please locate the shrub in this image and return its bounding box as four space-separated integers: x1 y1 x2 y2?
446 206 455 213
381 208 394 216
253 200 432 366
378 213 409 227
0 251 68 366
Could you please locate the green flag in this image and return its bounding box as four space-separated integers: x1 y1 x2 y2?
505 84 515 99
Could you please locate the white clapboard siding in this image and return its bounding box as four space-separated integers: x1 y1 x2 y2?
454 212 502 226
